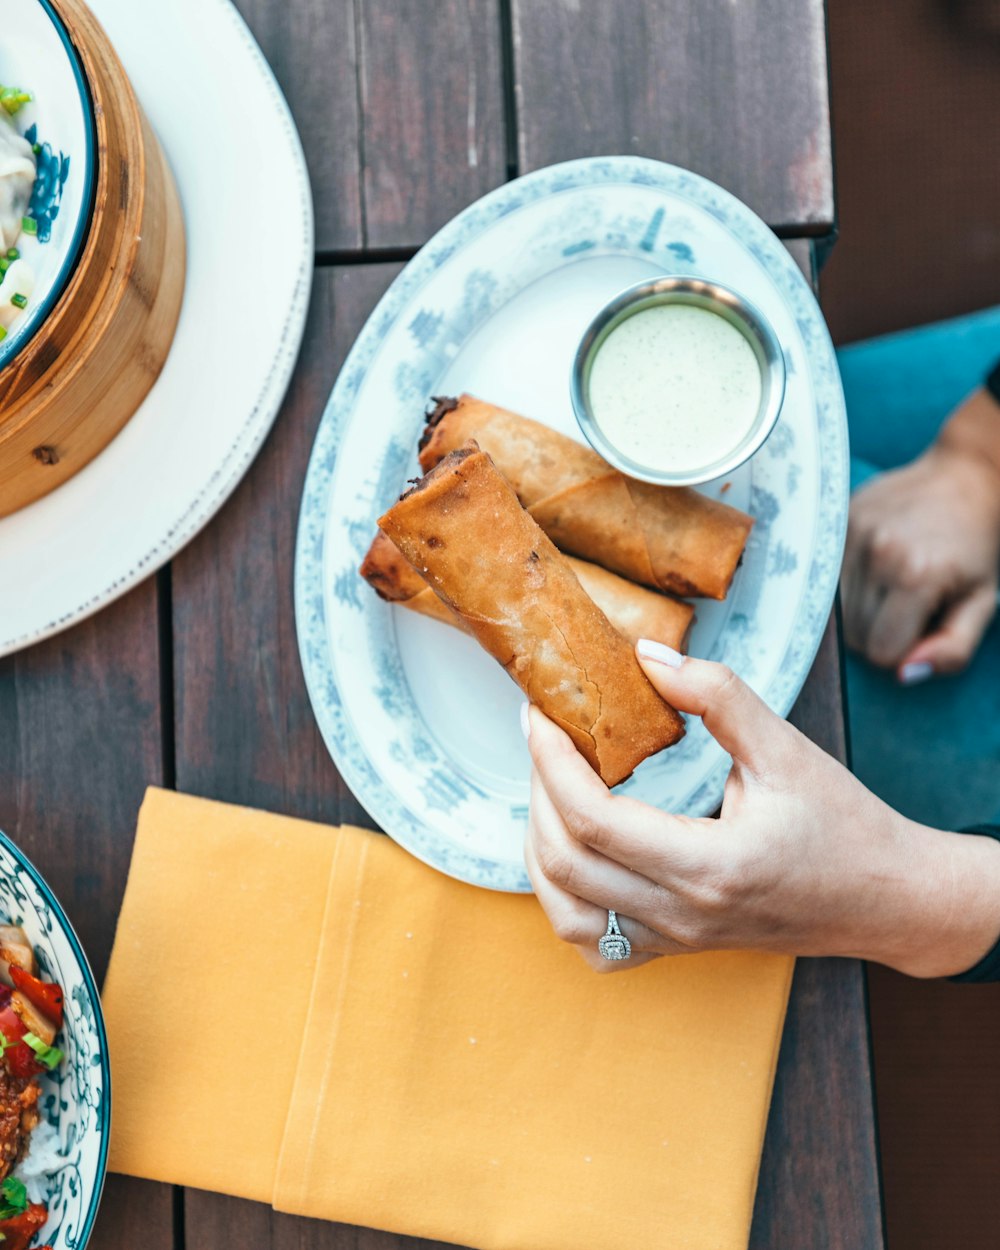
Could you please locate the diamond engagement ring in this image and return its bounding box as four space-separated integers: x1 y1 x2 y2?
598 909 631 960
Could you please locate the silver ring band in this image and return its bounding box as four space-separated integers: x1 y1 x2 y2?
598 909 632 960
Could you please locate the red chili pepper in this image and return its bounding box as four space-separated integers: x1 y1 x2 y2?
0 1202 48 1250
0 1005 42 1078
8 967 63 1029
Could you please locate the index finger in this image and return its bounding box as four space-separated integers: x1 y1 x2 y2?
524 704 708 880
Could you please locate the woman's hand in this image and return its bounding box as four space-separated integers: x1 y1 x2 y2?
842 389 1000 681
523 646 1000 976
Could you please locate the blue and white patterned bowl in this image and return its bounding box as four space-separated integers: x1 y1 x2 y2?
0 829 109 1249
0 0 97 371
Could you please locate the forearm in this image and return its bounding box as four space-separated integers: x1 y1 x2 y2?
864 818 1000 978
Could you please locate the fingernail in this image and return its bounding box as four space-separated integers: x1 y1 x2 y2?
520 701 531 740
899 661 933 686
637 638 685 668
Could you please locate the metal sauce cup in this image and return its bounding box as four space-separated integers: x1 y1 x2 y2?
570 276 786 487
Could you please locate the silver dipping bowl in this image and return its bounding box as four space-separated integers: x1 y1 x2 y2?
570 276 787 487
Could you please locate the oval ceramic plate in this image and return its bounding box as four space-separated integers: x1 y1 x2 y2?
0 0 96 369
0 0 312 655
0 828 109 1249
296 157 848 892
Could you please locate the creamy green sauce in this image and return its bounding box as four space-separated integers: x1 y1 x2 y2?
588 304 762 474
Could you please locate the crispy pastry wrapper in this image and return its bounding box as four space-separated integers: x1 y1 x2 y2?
378 444 685 786
419 395 754 600
361 531 695 652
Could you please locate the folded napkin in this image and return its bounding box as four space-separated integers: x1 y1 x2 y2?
104 788 793 1250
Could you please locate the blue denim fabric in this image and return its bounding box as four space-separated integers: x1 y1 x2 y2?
837 305 1000 830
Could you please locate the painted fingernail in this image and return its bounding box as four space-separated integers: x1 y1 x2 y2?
899 661 933 686
520 701 531 739
637 638 685 668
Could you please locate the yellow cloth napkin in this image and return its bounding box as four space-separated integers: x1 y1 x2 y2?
104 788 794 1250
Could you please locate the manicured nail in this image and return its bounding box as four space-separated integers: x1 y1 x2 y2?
520 701 531 739
637 639 685 668
899 661 933 686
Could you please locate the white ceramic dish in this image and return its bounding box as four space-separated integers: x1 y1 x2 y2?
0 0 96 369
296 157 848 893
0 0 313 655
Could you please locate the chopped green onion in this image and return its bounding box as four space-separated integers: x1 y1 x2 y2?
0 1176 27 1220
5 249 18 261
0 86 31 117
21 1031 63 1070
31 143 40 155
0 327 7 342
0 260 8 275
0 1030 10 1057
21 216 36 236
10 294 26 310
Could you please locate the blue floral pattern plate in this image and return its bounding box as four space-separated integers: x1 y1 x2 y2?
296 157 848 893
0 0 96 371
0 829 109 1247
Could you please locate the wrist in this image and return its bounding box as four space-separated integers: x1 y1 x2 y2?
936 387 1000 487
873 820 1000 978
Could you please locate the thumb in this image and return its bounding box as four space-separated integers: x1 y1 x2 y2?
636 640 788 773
899 585 997 678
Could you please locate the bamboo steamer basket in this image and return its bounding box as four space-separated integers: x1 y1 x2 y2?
0 0 185 517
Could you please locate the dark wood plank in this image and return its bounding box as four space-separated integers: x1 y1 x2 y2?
172 264 422 1248
357 0 507 247
183 1193 471 1250
0 583 176 1250
746 242 883 1249
171 265 400 828
231 0 363 253
512 0 834 234
789 609 849 763
751 958 883 1249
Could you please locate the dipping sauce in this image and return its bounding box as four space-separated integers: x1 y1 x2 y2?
587 304 763 475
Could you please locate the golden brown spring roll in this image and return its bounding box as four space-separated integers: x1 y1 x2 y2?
378 443 685 786
361 530 695 652
419 394 754 600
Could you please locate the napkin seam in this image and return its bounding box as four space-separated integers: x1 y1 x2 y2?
273 830 370 1210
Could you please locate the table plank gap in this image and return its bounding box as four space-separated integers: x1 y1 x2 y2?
157 565 177 791
315 246 420 269
498 0 521 179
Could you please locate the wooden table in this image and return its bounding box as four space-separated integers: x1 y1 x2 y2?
0 2 885 1247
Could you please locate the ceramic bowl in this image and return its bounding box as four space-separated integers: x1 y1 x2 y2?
571 275 787 487
0 0 97 371
0 828 109 1248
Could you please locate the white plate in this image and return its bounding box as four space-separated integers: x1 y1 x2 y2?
296 157 848 892
0 0 312 654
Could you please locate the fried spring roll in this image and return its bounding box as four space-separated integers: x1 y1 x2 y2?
378 443 685 786
419 394 754 600
361 531 695 651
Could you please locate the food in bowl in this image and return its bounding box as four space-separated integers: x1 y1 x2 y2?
571 277 787 488
0 88 38 341
0 923 66 1250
